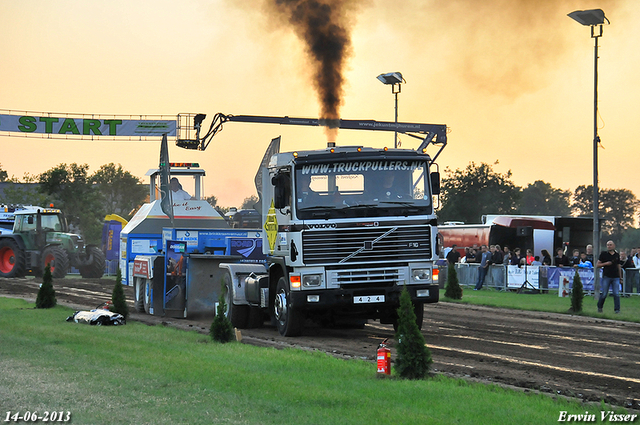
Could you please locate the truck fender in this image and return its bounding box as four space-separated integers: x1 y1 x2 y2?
0 234 26 250
219 263 267 306
42 242 63 251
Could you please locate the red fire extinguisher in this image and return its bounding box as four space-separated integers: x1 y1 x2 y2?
377 338 391 375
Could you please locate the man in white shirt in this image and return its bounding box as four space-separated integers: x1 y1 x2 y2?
170 178 192 201
633 247 640 268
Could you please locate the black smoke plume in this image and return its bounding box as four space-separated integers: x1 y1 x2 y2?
270 0 360 139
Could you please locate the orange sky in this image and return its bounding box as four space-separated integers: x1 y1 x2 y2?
1 0 638 213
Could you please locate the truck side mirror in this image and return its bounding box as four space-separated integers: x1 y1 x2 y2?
28 216 34 225
272 173 291 209
430 171 441 196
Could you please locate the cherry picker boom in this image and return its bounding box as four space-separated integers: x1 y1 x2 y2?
176 113 447 162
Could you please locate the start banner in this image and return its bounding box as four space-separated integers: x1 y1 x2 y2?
0 112 176 137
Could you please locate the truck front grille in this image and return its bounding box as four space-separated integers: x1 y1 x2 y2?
328 266 406 288
302 225 431 265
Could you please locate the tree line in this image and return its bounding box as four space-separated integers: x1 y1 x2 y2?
3 160 638 248
1 163 147 244
0 163 259 245
438 161 640 247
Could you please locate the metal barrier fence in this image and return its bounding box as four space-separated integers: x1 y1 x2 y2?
439 263 640 296
439 263 507 291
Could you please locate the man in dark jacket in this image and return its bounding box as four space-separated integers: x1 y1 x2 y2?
474 245 491 290
554 247 570 267
446 244 461 264
620 250 634 269
596 240 622 314
491 244 504 265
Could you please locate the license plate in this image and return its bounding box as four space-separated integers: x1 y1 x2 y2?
354 295 385 304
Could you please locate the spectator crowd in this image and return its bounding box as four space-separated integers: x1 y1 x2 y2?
444 241 633 314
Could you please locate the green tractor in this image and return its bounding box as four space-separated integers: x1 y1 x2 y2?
0 207 106 279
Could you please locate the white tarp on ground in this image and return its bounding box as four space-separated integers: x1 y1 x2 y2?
66 309 125 326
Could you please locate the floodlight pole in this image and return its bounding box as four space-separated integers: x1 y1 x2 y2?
392 83 400 148
592 25 601 299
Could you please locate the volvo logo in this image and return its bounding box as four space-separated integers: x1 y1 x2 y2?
306 223 337 229
356 221 379 227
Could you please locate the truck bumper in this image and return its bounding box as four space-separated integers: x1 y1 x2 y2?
289 283 439 313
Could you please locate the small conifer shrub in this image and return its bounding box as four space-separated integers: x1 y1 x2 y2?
444 262 463 300
210 285 234 343
110 268 129 320
394 286 432 379
35 264 57 309
571 270 584 313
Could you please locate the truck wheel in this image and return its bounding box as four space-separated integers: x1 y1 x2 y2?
222 271 249 328
79 246 106 278
274 277 303 337
42 246 70 278
134 277 145 312
0 239 26 278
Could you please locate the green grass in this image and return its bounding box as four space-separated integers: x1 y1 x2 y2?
0 297 623 425
445 287 640 323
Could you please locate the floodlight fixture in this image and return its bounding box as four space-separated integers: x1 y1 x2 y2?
377 72 404 85
377 72 406 148
567 9 608 26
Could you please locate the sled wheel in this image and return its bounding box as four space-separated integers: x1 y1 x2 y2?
222 271 249 328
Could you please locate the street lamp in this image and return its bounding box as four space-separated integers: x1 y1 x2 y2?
568 8 609 297
377 72 405 148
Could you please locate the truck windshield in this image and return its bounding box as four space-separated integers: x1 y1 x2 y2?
295 160 432 219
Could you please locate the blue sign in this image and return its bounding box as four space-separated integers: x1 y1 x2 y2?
546 267 600 291
228 237 266 263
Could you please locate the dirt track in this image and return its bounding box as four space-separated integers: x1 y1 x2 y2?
2 276 639 410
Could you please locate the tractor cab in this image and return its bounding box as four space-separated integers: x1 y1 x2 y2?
12 208 72 251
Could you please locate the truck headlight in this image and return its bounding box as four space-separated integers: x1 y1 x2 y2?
412 268 431 282
302 274 322 287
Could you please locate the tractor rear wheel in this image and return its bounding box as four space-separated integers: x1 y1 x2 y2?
0 239 26 278
79 246 106 278
42 246 70 278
